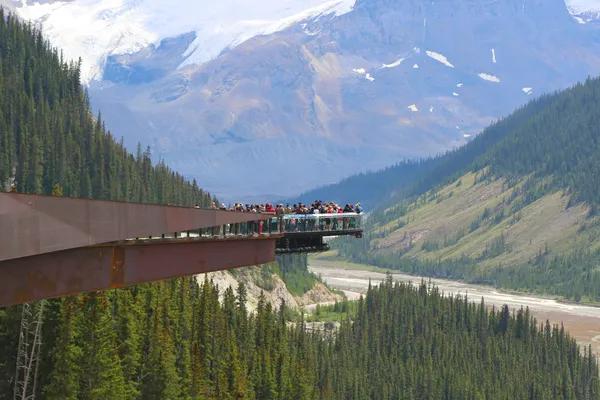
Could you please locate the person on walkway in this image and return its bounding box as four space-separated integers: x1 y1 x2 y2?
355 203 363 214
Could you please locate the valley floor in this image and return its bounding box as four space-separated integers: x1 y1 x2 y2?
309 259 600 356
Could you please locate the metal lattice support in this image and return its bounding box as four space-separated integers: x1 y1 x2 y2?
13 301 44 400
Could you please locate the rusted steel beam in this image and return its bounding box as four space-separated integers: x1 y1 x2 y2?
0 192 272 262
0 237 276 306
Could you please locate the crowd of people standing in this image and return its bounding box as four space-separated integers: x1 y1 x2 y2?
202 200 364 215
191 200 363 234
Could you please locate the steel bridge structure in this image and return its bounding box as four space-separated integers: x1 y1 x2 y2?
0 192 362 306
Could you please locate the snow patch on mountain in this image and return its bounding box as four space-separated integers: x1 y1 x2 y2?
381 58 405 68
301 23 321 36
478 73 500 83
426 51 454 68
491 48 497 63
16 0 356 84
352 67 374 81
408 104 418 112
522 87 533 94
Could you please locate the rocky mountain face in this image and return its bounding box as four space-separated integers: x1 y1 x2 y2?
10 0 600 200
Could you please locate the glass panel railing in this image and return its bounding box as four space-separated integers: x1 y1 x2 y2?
123 214 362 241
280 213 363 233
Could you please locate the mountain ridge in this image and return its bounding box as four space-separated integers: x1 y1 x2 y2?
9 0 600 198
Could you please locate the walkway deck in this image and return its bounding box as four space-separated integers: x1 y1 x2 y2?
0 192 363 305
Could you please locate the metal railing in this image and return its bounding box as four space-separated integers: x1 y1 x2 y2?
126 213 363 241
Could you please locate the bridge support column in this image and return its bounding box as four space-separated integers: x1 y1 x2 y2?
0 238 276 307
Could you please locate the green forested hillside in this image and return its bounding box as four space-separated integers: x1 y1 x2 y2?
474 79 600 213
0 9 214 205
332 76 600 302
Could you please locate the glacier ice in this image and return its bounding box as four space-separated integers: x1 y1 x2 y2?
17 0 356 84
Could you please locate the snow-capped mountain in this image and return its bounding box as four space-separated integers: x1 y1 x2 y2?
567 0 600 22
7 0 600 199
14 0 355 84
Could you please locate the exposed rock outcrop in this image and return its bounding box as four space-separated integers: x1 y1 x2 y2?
196 268 342 313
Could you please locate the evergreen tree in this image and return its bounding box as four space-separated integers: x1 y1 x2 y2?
113 289 142 399
43 297 82 400
78 293 126 399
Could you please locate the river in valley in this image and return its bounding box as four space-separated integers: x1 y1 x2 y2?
308 262 600 353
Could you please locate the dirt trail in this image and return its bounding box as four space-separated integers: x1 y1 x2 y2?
309 262 600 354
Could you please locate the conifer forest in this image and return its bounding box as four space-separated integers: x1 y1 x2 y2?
0 8 599 400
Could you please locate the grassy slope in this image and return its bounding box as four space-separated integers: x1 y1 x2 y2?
369 171 599 269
